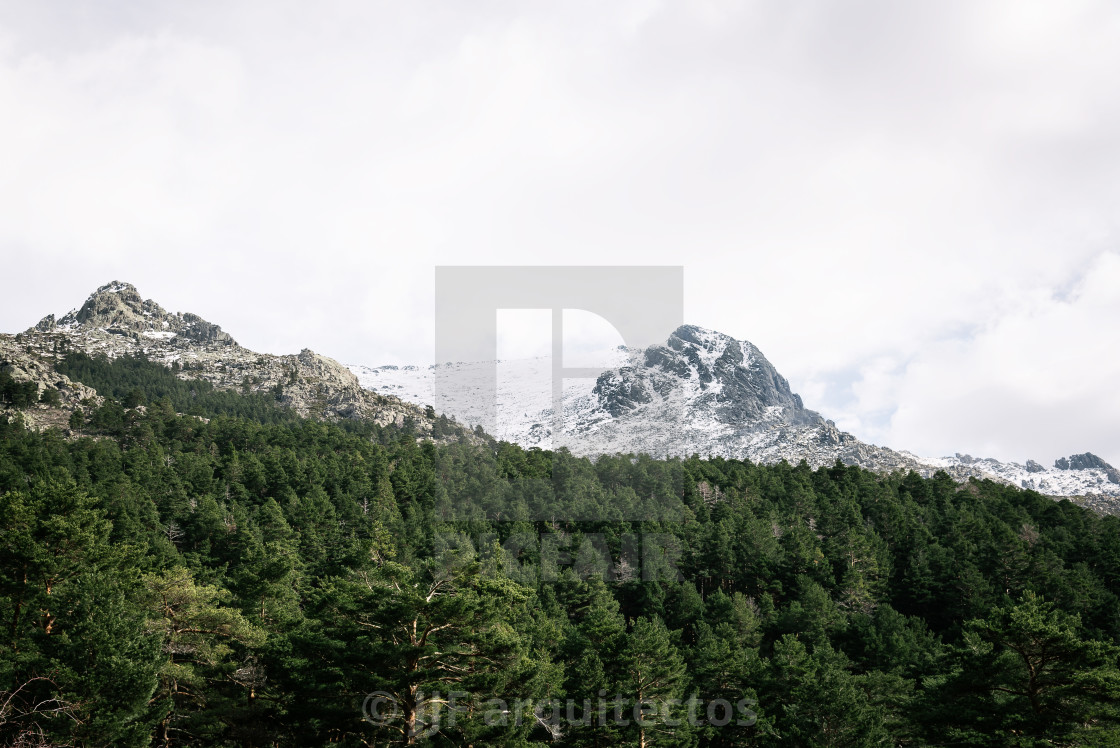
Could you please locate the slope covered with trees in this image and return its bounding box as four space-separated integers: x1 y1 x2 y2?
1 355 1118 746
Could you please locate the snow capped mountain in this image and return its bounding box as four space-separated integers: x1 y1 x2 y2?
353 325 897 463
351 324 1120 508
920 452 1120 500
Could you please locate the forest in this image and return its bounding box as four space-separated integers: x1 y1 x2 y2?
1 353 1119 746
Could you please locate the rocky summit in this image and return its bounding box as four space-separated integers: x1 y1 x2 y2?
595 325 818 426
2 281 463 438
33 281 236 346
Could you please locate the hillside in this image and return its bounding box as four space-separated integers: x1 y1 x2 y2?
1 281 468 440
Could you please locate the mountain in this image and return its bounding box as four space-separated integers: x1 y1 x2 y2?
5 284 1117 513
2 281 460 437
32 280 237 346
351 324 1120 512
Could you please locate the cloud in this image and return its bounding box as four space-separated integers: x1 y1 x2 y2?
829 251 1120 465
0 1 1118 463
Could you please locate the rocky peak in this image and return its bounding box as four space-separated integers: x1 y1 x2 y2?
592 324 821 430
62 281 158 329
1055 452 1113 471
1055 453 1120 484
8 283 467 439
31 281 237 347
33 314 56 333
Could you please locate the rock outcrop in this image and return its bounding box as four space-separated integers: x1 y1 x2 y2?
4 282 471 439
31 281 237 347
1054 453 1120 484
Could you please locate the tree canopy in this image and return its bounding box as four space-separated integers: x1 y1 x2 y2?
1 353 1118 745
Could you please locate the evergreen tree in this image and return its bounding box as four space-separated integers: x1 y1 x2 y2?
279 552 532 745
928 592 1120 744
0 482 161 746
142 567 266 746
617 616 690 748
38 387 61 408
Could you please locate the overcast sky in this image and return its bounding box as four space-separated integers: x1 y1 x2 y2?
1 1 1119 467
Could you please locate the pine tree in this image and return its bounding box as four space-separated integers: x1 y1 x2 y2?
765 635 890 747
0 482 161 746
280 552 532 745
617 617 689 748
928 592 1120 744
68 406 85 434
142 567 266 746
38 387 61 408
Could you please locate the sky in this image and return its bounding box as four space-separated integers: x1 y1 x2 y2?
1 1 1119 467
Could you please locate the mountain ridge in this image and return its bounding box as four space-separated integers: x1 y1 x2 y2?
3 281 466 438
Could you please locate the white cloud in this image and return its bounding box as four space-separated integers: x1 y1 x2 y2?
0 1 1118 464
831 251 1120 465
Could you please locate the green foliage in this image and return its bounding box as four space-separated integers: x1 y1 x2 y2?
617 616 690 746
54 352 304 426
925 592 1120 745
0 482 161 746
0 370 39 409
0 380 1119 745
143 567 267 744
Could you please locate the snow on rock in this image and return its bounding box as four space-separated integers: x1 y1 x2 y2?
351 324 1120 508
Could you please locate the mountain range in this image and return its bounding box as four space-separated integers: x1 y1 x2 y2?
2 281 1117 513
